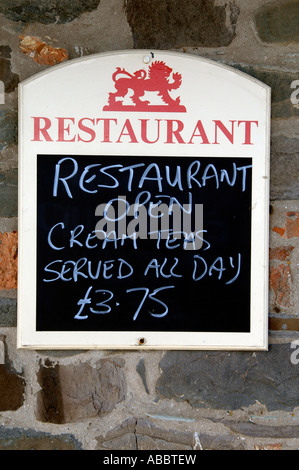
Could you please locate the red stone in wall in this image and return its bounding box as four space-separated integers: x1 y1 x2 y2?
269 246 294 261
19 35 68 66
270 263 293 308
272 212 299 239
0 231 18 289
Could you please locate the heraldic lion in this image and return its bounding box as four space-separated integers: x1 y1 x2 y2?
107 60 183 109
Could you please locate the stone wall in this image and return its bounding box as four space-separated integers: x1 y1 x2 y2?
0 0 298 451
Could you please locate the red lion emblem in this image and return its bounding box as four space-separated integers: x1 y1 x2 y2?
103 60 186 112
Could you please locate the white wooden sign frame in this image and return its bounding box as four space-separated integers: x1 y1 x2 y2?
17 50 270 350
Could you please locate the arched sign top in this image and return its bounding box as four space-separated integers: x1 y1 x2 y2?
19 50 270 157
18 51 270 350
21 49 270 92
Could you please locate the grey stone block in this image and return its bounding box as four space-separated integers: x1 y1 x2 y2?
0 427 82 450
125 0 240 49
0 0 101 24
156 344 299 411
0 297 17 327
254 0 299 44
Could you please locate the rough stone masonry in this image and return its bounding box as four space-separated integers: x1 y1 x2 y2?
0 0 299 450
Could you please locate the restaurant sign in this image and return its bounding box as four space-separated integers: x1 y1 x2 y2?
18 51 270 349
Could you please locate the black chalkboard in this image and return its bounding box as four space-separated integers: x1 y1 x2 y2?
36 154 252 333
